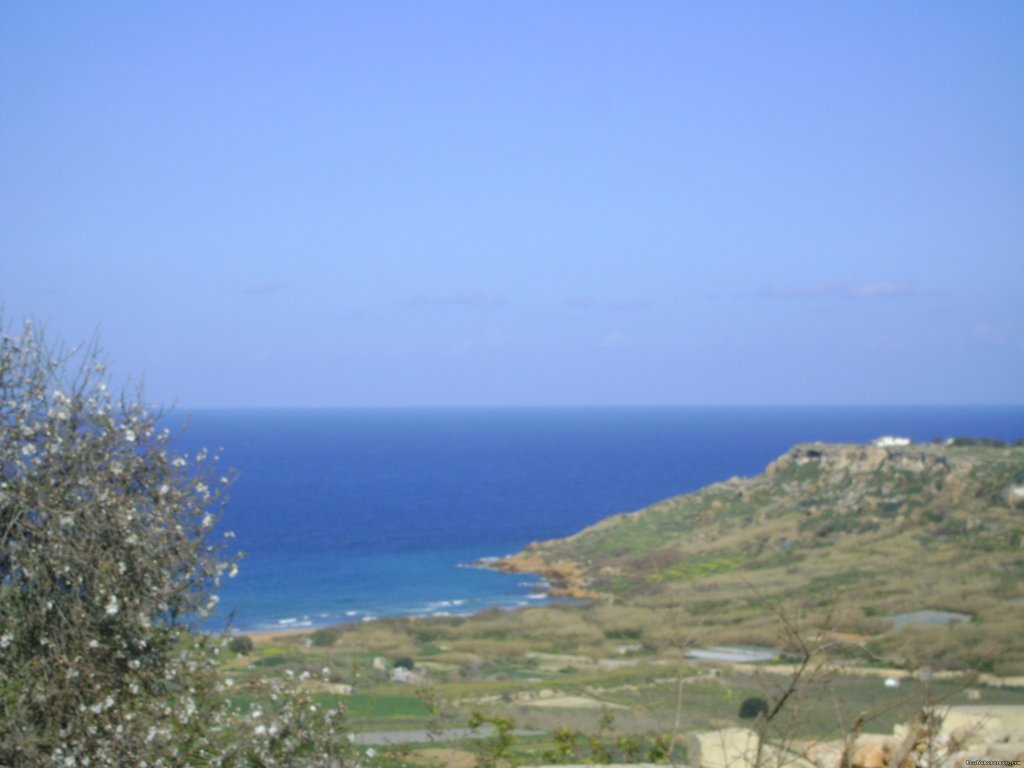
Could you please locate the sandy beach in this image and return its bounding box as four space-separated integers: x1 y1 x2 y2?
241 627 317 643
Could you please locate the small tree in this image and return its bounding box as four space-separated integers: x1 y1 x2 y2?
0 320 240 764
1 321 360 766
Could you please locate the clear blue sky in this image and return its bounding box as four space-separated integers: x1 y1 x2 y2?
2 2 1021 407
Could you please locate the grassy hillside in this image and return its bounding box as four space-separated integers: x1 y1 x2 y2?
496 440 1024 673
228 440 1024 765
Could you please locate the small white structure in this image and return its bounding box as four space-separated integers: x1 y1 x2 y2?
884 677 901 688
390 667 425 685
686 645 781 663
873 436 912 448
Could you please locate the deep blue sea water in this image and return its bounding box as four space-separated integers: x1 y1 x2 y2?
172 407 1024 632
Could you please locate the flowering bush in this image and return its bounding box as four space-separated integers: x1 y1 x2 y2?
0 321 354 766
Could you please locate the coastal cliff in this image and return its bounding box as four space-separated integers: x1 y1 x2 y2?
495 439 1024 671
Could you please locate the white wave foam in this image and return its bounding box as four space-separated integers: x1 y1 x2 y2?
426 598 470 610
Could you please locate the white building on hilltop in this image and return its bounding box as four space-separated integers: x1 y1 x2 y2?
872 436 912 448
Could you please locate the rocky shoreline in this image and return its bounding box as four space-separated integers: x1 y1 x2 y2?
485 548 604 601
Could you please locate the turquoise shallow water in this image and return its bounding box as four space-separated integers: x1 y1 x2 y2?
172 407 1024 631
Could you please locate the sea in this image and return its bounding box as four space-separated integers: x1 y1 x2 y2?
171 407 1024 633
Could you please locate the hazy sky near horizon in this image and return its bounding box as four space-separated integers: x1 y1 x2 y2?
2 2 1022 407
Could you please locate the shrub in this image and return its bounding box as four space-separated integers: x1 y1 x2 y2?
739 696 770 719
603 628 643 640
230 635 256 655
310 627 341 647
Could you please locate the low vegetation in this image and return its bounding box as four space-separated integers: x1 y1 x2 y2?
230 608 1024 766
499 439 1024 675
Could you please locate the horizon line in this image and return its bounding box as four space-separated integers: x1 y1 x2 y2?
170 402 1024 412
